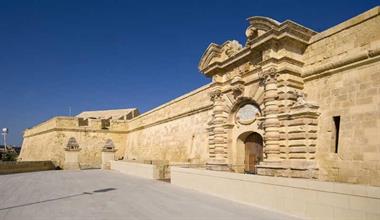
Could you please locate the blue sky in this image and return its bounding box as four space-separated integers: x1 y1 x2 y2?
0 0 378 145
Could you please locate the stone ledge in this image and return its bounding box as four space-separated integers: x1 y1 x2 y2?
110 160 168 180
171 167 380 199
171 167 380 219
0 161 56 174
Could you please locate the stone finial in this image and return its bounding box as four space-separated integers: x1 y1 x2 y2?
65 137 80 151
102 139 116 152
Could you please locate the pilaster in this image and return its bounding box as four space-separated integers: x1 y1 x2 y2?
260 68 281 162
207 85 229 171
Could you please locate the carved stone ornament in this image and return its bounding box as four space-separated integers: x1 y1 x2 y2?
235 104 261 125
209 89 223 102
102 139 117 152
259 67 279 84
232 84 245 99
292 91 319 110
245 16 281 46
65 137 80 151
230 76 245 99
199 40 243 72
223 41 242 57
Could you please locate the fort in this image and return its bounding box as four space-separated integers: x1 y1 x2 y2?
20 6 380 188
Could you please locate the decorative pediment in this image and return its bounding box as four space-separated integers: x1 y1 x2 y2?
199 16 317 77
245 16 317 46
199 40 242 73
245 16 280 45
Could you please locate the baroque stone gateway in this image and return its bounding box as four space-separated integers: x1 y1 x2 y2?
20 7 380 186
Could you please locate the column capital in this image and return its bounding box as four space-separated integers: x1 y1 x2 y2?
259 67 279 83
209 89 223 102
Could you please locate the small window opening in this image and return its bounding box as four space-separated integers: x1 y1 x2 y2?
333 116 341 153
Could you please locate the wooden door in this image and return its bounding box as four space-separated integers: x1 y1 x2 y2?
244 133 263 174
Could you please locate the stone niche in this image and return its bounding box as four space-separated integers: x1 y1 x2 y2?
63 137 81 170
101 139 117 170
199 16 320 178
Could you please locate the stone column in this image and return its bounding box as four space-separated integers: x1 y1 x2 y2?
207 86 229 171
101 139 117 170
63 137 81 170
260 68 281 161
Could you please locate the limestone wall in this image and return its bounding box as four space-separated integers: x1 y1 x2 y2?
303 7 380 77
20 131 62 166
20 117 128 168
124 84 213 164
303 9 380 186
305 62 380 186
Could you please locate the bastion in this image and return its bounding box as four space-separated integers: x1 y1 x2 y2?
20 7 380 186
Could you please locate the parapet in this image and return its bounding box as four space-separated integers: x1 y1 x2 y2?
24 108 140 137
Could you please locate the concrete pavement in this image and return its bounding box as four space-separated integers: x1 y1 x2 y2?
0 170 299 220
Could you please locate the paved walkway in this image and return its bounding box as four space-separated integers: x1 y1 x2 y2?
0 170 299 220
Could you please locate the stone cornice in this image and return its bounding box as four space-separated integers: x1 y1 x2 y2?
126 104 213 134
23 127 129 138
127 83 212 123
200 47 251 77
201 34 312 77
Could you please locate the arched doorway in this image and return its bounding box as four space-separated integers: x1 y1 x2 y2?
244 133 263 174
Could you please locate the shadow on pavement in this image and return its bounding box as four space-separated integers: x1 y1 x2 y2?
0 188 117 211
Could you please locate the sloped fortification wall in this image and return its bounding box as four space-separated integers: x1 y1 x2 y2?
20 117 128 168
124 84 213 164
303 8 380 185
